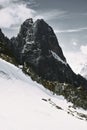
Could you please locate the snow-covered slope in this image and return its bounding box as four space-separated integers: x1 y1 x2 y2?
0 58 87 130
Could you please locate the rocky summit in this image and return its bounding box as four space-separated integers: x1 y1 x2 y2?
0 18 87 89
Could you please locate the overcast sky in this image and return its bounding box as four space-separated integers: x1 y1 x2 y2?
0 0 87 73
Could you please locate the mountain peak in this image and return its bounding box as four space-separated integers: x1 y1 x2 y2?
1 18 87 89
35 19 48 26
18 18 33 38
22 18 33 26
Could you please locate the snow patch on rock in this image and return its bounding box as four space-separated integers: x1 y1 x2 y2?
51 51 67 65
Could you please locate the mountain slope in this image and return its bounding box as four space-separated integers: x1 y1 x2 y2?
10 18 87 89
0 18 87 89
0 58 87 130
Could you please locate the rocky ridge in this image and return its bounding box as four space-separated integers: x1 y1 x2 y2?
0 18 87 89
10 18 87 89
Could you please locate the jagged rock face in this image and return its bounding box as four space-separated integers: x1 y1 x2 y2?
10 18 34 62
32 19 66 61
3 18 87 88
0 29 11 54
11 18 66 63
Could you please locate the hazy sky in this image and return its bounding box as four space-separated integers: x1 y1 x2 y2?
0 0 87 73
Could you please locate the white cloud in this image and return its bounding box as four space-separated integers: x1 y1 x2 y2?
80 45 87 55
55 27 87 33
64 51 87 74
71 39 78 46
0 0 15 7
0 0 37 29
0 0 10 4
34 9 67 21
0 1 67 37
73 42 77 46
0 0 22 5
0 4 36 28
1 1 66 29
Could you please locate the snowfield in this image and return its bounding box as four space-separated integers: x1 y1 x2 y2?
0 58 87 130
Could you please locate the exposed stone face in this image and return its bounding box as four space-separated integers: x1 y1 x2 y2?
10 18 34 63
32 19 66 60
11 18 66 63
1 18 87 89
0 29 11 54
